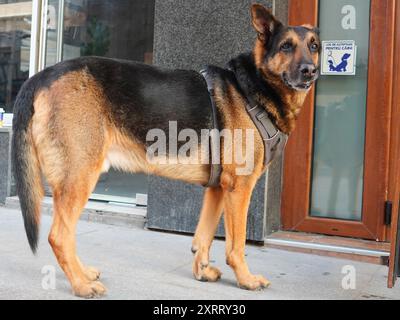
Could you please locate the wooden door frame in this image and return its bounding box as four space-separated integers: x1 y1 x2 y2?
388 0 400 289
282 0 396 241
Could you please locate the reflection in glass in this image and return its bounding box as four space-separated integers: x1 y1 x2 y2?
0 0 31 112
44 0 60 67
62 0 154 63
310 0 371 220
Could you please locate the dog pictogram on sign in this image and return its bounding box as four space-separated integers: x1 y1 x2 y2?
321 40 357 76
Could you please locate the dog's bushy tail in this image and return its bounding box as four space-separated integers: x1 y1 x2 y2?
12 77 44 254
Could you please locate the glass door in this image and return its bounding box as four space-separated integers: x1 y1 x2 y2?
282 0 395 241
41 0 155 204
310 0 370 221
0 0 32 113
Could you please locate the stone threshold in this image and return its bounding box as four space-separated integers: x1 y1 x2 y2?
265 231 390 265
5 196 147 229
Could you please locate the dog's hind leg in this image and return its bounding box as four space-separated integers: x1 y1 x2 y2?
192 186 224 282
48 167 106 298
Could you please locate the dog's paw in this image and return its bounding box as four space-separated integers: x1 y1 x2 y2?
193 259 222 283
237 274 271 291
83 266 101 281
73 281 107 299
194 265 222 282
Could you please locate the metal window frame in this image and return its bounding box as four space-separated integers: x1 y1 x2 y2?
29 0 40 76
56 0 65 63
38 0 48 71
29 0 65 76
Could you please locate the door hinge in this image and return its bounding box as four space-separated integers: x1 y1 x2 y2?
384 201 393 226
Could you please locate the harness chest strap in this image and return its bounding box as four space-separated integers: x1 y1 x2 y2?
201 70 288 188
245 103 288 166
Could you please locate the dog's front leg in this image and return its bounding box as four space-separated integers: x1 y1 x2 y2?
223 176 270 290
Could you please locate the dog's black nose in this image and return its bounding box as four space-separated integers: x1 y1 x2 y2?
300 64 317 78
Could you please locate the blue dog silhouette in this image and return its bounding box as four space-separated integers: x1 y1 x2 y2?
328 53 351 72
328 60 336 71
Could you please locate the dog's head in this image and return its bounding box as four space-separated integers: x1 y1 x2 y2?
251 4 321 91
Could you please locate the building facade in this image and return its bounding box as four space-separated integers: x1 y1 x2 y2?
0 0 399 287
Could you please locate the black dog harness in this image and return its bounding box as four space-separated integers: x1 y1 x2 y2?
201 70 222 188
201 69 288 188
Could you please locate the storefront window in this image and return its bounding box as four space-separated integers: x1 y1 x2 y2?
43 0 155 203
0 0 32 112
44 0 154 66
310 0 370 221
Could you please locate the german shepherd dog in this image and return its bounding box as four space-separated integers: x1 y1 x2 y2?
12 4 320 298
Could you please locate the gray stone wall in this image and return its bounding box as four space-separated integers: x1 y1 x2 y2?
147 0 289 241
153 0 272 70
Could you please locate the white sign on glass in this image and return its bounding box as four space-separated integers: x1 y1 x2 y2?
320 40 357 76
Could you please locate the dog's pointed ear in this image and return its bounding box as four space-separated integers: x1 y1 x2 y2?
251 4 282 42
302 24 320 35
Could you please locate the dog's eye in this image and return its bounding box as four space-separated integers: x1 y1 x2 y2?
310 43 319 51
281 42 293 52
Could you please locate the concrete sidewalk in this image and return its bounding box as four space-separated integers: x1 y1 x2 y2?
0 206 399 300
